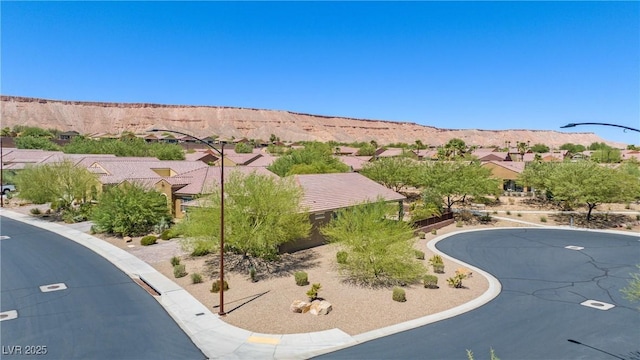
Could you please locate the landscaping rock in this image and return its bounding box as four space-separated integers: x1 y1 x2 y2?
124 236 132 243
290 300 311 313
309 300 332 316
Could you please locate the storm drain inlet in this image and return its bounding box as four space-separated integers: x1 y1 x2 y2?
0 310 18 321
580 300 615 310
40 283 68 293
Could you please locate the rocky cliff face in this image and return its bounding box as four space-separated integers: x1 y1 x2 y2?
0 95 625 148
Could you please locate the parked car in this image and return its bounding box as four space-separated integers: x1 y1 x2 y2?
1 184 16 195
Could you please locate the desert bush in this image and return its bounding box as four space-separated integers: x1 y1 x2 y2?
456 221 463 228
446 273 467 288
140 235 157 246
423 274 438 288
517 212 522 217
170 256 181 266
392 287 406 302
417 231 426 239
30 207 42 215
478 214 493 224
506 210 511 215
431 229 437 235
540 216 547 223
173 264 187 278
336 251 348 264
210 279 229 293
294 271 309 286
249 266 258 282
306 283 322 301
191 273 203 284
414 250 425 260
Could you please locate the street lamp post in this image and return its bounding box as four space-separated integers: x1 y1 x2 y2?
560 122 640 133
150 129 226 316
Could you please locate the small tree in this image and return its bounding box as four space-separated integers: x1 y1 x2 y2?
234 142 253 154
91 182 172 237
360 157 420 192
15 136 61 151
178 172 311 260
14 160 99 210
547 161 639 221
417 160 499 212
321 199 426 287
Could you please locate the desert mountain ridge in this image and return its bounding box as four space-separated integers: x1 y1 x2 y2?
0 95 627 148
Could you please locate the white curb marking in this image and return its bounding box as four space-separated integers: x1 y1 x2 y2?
565 245 584 250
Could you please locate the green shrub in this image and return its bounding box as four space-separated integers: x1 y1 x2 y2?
540 216 547 223
636 215 639 221
140 235 157 246
30 207 41 215
249 266 258 282
392 287 406 302
431 229 437 235
336 251 348 264
517 213 522 217
423 274 438 288
456 221 463 228
170 256 181 266
414 250 425 260
626 224 633 230
173 264 187 278
210 279 229 293
294 271 309 286
417 231 426 239
306 283 322 301
160 229 172 240
506 210 511 215
429 255 445 273
479 214 492 224
191 273 203 284
90 182 172 237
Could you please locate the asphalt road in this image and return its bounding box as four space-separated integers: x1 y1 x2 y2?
0 216 205 360
316 228 640 360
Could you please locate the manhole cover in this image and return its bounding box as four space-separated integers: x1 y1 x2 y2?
40 283 68 293
581 300 614 310
565 245 584 251
0 310 18 321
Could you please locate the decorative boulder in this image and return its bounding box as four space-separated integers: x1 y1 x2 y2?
309 300 332 316
124 236 132 243
290 300 311 313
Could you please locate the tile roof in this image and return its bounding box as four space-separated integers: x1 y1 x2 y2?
245 154 277 167
335 155 372 171
294 172 405 213
175 166 276 196
482 161 526 174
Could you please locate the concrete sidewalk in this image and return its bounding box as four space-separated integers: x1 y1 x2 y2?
0 209 503 359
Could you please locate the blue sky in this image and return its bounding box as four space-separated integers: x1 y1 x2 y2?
2 1 638 145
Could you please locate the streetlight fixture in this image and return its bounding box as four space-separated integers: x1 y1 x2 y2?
560 122 640 133
149 129 227 316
